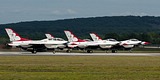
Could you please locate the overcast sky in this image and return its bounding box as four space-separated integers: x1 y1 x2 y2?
0 0 160 24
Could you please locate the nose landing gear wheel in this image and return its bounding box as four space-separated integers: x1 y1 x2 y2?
53 51 56 54
87 50 93 53
32 50 37 54
111 50 117 53
66 50 71 53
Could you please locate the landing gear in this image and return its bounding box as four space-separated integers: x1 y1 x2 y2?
51 49 56 54
87 50 93 53
105 50 108 53
66 49 71 53
32 50 37 54
111 50 117 53
53 50 56 54
129 49 132 53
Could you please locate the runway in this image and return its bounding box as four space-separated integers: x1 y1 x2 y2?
0 52 160 56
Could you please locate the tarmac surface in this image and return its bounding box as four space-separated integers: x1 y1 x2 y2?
0 52 160 56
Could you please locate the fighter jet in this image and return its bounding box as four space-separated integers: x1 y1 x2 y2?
119 39 149 50
5 28 67 53
90 33 119 49
90 33 120 52
90 32 149 52
64 30 99 53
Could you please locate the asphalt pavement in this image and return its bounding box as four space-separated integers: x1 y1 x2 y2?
0 52 159 56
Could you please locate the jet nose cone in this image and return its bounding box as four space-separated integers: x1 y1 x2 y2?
6 43 12 47
141 42 150 45
115 41 120 45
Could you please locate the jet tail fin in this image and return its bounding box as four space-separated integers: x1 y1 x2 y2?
5 28 29 41
45 33 54 39
90 33 102 41
64 30 84 42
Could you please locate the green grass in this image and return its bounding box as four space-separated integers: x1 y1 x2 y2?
0 56 160 80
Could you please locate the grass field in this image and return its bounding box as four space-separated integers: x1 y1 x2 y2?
0 56 159 80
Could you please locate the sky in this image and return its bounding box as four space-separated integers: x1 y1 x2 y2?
0 0 160 24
